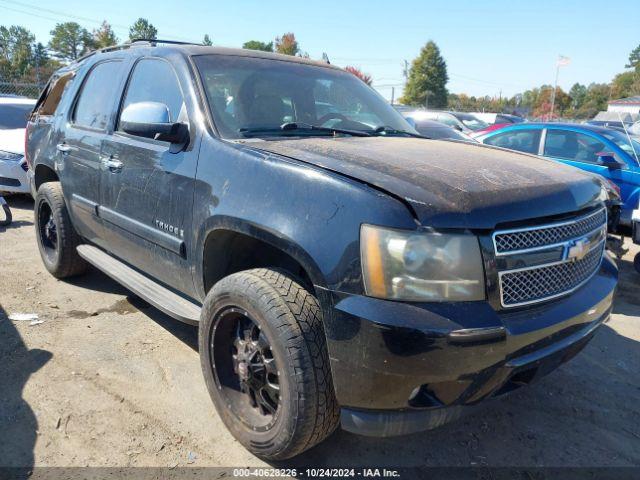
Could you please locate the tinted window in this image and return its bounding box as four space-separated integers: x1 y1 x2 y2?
0 104 34 129
120 59 185 125
544 130 606 164
73 61 123 129
194 55 414 139
416 125 468 141
484 129 541 154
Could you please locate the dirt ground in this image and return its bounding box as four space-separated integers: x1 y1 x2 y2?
1 194 640 469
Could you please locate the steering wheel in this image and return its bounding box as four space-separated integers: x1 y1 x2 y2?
316 112 349 125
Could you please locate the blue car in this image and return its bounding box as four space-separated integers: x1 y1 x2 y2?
478 123 640 226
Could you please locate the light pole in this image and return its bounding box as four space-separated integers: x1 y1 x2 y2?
550 55 570 120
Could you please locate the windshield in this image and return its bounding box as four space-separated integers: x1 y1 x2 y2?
194 55 416 139
603 130 640 160
0 103 33 130
452 113 488 131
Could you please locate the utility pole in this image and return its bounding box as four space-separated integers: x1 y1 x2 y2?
391 86 395 105
550 55 570 121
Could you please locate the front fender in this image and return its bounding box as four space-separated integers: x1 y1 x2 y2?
191 136 417 299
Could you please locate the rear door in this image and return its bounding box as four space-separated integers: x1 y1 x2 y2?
99 56 199 294
58 60 126 244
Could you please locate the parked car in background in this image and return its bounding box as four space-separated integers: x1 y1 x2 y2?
469 123 510 139
407 110 488 134
471 112 525 125
400 113 475 141
0 96 36 195
477 123 640 226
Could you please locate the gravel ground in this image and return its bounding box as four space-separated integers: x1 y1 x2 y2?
1 194 640 469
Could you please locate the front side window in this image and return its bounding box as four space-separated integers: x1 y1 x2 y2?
544 130 606 164
484 129 541 154
73 61 123 130
194 55 414 139
119 58 186 127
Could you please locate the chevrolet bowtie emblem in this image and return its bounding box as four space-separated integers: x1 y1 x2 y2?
566 237 591 262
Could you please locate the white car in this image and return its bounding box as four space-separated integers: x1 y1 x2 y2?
0 96 36 195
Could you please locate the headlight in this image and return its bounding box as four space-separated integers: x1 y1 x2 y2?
0 150 24 162
360 224 486 302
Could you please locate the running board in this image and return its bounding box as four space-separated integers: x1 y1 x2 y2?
77 245 201 325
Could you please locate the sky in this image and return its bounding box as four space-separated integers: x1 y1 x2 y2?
1 0 638 102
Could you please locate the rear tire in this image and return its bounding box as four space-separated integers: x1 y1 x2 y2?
199 268 339 460
35 182 87 278
634 252 640 275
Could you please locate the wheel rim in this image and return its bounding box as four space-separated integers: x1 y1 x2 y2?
38 201 58 261
210 307 281 431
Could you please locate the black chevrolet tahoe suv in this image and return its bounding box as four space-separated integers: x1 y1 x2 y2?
25 40 617 460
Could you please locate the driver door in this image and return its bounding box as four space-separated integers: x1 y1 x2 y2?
99 57 198 294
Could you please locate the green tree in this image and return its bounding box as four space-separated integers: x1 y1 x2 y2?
568 83 587 109
128 18 157 41
610 71 639 99
202 34 212 46
0 25 35 77
626 43 640 69
242 40 273 52
400 41 448 108
93 21 118 49
49 22 93 61
275 33 299 56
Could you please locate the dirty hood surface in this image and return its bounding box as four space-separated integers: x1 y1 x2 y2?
248 137 603 229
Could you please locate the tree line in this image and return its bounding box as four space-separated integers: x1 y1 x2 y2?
0 18 319 85
401 41 640 119
2 16 637 120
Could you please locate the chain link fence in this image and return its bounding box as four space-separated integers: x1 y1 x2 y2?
0 81 45 99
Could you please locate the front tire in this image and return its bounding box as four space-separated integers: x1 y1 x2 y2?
199 268 339 460
35 182 87 278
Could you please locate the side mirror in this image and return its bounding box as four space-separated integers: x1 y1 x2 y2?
596 151 623 169
120 101 188 144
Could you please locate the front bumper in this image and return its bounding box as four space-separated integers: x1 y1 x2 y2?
0 158 30 194
321 254 617 436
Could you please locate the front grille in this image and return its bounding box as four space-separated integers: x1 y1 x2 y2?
494 208 606 254
500 241 604 307
494 207 607 308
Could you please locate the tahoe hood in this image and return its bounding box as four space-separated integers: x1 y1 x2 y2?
248 137 603 229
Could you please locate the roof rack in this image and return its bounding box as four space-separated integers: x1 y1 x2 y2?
76 38 202 63
129 38 203 46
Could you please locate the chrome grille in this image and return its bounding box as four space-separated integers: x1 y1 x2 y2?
494 208 606 254
500 241 604 307
494 207 607 308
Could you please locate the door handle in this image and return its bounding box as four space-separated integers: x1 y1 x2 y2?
101 157 123 172
56 143 71 154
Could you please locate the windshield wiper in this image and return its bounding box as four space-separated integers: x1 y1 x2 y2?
370 126 426 138
239 122 371 138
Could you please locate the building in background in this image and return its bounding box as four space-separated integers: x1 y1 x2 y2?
607 96 640 115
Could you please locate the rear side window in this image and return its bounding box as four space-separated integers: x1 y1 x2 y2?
34 72 75 118
544 130 606 164
73 61 123 130
484 129 541 154
119 58 185 126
